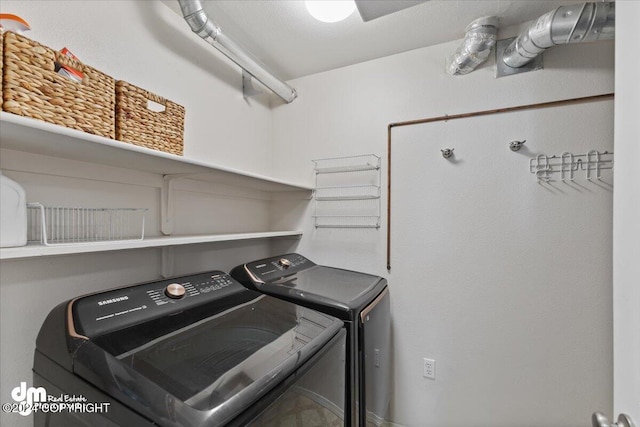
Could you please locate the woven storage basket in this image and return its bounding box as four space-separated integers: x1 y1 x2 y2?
2 32 115 138
115 81 185 156
1 29 4 111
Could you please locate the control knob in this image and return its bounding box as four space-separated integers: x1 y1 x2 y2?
165 283 186 299
278 258 292 269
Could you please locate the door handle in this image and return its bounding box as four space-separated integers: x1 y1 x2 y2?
592 412 636 427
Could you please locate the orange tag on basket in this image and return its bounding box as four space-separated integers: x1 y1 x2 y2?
0 14 31 34
57 47 84 82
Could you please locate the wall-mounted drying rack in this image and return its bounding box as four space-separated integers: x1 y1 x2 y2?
530 150 613 183
313 154 381 229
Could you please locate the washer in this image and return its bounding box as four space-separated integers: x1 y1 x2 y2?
231 253 390 427
33 270 346 426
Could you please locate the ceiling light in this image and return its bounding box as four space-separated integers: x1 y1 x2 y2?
305 0 356 23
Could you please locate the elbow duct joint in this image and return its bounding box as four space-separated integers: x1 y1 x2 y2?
178 0 218 39
446 16 499 76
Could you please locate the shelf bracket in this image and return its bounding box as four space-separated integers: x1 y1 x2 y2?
161 173 200 236
161 247 175 278
242 70 263 99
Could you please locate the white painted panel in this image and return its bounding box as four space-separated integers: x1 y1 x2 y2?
390 100 613 426
613 1 640 422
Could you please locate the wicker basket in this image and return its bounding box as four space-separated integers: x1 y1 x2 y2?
115 81 184 156
2 32 115 138
1 29 4 111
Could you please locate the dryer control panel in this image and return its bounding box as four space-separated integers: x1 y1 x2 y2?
244 253 315 283
71 271 247 338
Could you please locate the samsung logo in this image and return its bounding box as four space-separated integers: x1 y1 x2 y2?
98 296 129 306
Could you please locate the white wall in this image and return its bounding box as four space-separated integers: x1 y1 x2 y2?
613 1 640 421
271 27 615 426
0 2 290 426
0 2 622 426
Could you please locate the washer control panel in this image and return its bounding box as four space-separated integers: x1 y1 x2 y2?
72 271 243 338
144 273 235 307
245 253 315 283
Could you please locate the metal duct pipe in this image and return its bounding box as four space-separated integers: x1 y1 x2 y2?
178 0 297 103
446 16 499 76
502 2 615 68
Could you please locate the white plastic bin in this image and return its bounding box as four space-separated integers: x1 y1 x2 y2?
0 172 27 247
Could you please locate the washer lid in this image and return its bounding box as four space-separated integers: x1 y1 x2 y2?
236 254 387 320
61 273 343 427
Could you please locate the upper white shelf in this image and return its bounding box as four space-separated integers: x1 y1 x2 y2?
0 231 302 260
0 113 312 192
313 154 381 174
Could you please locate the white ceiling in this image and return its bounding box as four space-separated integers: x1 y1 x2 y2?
162 0 586 81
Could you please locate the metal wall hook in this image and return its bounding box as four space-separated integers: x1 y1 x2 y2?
441 148 454 159
592 412 635 427
509 140 526 151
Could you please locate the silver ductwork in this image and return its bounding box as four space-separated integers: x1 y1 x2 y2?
446 16 499 76
502 2 615 68
178 0 297 103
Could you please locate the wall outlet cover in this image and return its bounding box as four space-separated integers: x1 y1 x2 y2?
423 358 436 379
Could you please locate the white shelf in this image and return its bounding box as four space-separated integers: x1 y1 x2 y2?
0 231 302 260
313 154 381 175
315 185 381 201
0 113 312 192
314 164 379 174
0 114 306 260
313 215 380 229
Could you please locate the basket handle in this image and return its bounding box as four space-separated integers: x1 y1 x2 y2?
147 100 167 113
146 92 167 113
54 52 86 84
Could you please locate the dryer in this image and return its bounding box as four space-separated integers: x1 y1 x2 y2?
231 253 390 427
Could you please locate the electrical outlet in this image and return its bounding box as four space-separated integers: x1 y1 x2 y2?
423 358 436 379
374 349 380 367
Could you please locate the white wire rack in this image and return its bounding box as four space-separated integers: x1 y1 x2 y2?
529 150 613 182
313 155 381 229
27 203 147 245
